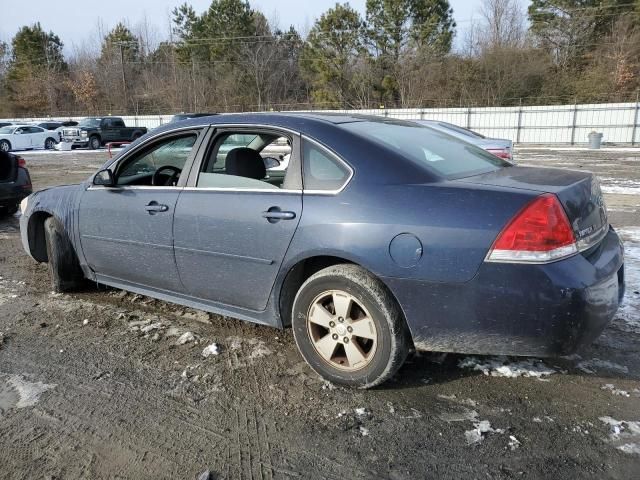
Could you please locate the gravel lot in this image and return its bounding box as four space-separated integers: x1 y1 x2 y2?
0 146 639 479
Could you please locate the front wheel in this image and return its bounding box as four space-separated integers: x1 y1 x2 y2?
0 140 11 152
89 136 101 150
292 264 410 388
44 217 84 292
44 137 56 149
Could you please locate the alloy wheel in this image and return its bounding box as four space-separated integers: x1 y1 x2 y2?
307 289 378 372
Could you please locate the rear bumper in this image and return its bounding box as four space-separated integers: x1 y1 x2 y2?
384 228 625 357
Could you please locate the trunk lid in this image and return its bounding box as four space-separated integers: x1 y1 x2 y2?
459 166 609 250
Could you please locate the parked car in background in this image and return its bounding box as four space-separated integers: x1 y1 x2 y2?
418 120 514 160
0 125 59 152
32 120 80 141
0 122 14 129
60 117 147 149
0 151 32 216
20 114 623 388
170 113 217 123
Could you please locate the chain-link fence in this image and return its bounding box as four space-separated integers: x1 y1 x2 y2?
4 101 640 145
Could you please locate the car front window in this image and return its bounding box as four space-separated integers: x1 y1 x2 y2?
79 118 102 127
342 121 510 179
117 134 198 185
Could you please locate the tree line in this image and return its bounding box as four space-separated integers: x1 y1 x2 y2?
1 0 639 118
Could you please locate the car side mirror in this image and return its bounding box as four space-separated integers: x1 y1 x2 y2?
93 169 115 187
263 157 281 169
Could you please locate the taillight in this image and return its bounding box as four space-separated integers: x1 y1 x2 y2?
486 194 577 264
17 156 26 167
485 148 512 160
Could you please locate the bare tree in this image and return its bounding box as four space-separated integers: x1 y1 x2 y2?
476 0 527 52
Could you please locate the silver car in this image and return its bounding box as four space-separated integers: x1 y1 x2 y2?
417 120 514 161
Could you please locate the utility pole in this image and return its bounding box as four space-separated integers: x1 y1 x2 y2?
119 43 128 110
191 53 197 111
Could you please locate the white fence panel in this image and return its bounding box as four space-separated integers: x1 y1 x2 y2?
3 101 640 145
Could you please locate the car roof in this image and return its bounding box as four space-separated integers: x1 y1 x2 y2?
162 111 397 132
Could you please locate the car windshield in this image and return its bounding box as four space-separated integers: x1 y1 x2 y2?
0 126 15 134
79 118 102 127
342 121 510 179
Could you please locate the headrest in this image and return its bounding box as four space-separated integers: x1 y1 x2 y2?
225 147 266 180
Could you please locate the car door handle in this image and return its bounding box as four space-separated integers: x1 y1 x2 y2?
145 202 169 214
262 208 296 222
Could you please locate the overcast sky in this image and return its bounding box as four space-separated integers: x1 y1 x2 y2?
1 0 530 53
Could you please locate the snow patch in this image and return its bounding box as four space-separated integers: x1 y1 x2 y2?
601 384 630 397
618 443 640 455
599 417 640 455
508 435 521 450
465 420 504 445
577 358 629 374
202 343 220 358
439 408 479 423
614 228 640 334
176 332 196 345
459 356 556 378
5 375 56 408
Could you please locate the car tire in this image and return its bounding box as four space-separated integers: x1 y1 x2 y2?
0 140 11 152
44 217 84 292
44 137 56 149
89 136 101 150
292 264 410 388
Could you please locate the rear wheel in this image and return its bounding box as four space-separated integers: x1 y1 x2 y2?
292 264 410 388
89 136 101 150
44 217 84 292
44 137 56 149
0 140 11 152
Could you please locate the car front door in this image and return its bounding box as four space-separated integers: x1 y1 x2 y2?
13 128 29 150
173 128 303 311
100 119 116 142
78 129 205 292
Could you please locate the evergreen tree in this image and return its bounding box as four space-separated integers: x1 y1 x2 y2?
300 3 366 107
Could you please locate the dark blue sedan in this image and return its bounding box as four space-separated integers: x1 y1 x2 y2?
19 113 625 387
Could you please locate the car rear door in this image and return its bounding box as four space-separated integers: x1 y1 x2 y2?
78 128 206 292
28 127 46 148
173 127 303 311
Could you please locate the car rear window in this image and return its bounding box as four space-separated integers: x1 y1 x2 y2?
342 121 510 179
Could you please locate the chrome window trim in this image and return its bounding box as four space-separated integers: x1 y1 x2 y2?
300 135 354 196
182 187 302 194
86 185 182 191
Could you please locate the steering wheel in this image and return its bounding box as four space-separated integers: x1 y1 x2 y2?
152 166 182 186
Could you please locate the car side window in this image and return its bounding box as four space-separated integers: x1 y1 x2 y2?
302 139 351 192
116 133 198 186
197 132 293 190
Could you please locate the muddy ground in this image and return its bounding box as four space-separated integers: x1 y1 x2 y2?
0 146 639 480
